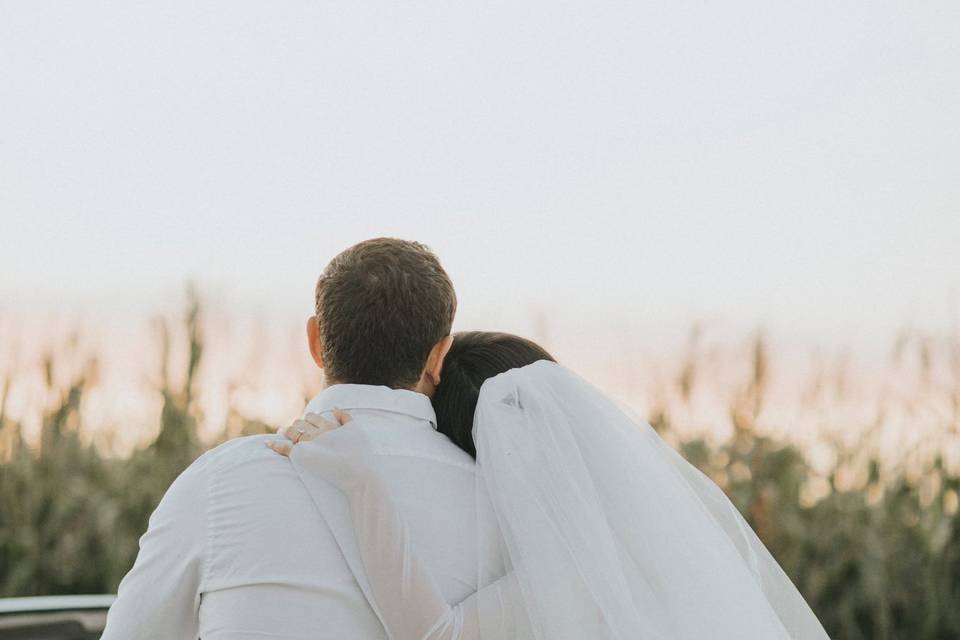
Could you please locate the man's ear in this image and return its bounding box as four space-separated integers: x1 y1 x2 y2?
306 316 324 369
424 335 454 386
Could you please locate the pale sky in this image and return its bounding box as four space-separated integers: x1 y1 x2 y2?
3 1 959 351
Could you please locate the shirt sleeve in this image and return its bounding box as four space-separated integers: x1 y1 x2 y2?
290 426 524 640
101 455 208 640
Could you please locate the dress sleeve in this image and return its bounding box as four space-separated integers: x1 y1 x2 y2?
289 426 525 640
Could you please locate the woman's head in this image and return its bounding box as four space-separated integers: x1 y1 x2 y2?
432 331 556 458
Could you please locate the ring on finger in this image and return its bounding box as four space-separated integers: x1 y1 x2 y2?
293 427 306 444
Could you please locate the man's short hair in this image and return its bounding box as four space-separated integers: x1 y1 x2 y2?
315 238 457 388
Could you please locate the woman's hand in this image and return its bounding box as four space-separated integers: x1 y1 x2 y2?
266 408 352 457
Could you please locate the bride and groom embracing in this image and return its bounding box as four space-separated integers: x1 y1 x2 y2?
103 238 828 639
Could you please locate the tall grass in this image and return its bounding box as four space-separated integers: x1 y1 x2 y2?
0 297 957 639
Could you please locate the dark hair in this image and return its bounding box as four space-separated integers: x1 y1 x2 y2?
432 331 556 458
315 238 457 388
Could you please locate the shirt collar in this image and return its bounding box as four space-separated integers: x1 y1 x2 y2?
304 383 437 429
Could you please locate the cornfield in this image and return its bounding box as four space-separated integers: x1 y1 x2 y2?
1 294 958 640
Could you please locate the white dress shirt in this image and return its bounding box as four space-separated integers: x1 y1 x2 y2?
289 421 524 640
102 383 505 640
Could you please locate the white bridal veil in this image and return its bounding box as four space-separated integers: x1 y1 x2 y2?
472 361 829 640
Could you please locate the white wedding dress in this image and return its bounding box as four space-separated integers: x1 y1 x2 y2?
294 361 829 640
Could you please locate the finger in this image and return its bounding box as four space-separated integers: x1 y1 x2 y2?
278 422 300 442
280 419 320 443
265 439 292 457
303 412 338 432
332 408 352 425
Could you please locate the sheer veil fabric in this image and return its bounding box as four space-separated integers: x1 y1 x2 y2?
472 361 829 640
